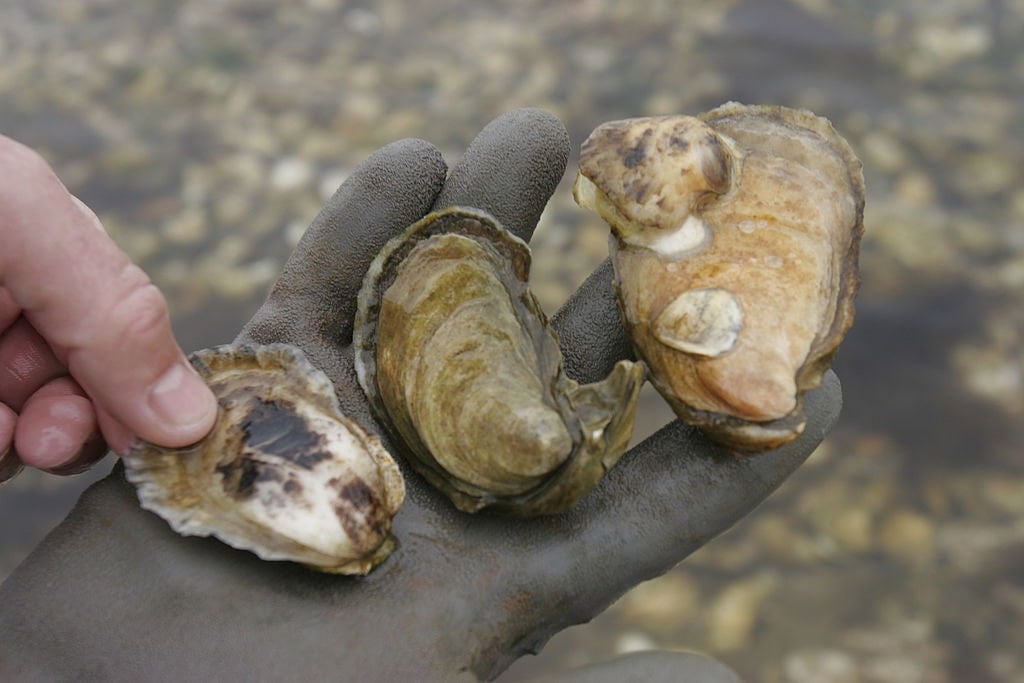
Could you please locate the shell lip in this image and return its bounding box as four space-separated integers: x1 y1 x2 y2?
427 357 646 516
638 338 821 453
664 391 809 453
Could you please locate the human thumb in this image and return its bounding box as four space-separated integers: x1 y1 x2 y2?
0 135 216 451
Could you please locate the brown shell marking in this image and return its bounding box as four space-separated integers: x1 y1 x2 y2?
123 343 405 575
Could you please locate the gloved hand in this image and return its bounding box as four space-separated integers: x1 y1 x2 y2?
0 110 840 682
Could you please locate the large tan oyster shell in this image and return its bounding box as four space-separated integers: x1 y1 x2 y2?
123 343 405 575
354 206 644 515
574 103 864 451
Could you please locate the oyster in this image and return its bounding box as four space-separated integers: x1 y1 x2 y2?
574 102 864 451
354 206 644 515
123 343 405 575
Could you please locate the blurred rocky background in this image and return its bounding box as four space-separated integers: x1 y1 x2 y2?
2 1 1022 681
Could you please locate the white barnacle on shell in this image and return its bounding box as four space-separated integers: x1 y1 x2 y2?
653 287 743 358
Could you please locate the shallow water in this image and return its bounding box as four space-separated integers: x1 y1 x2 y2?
2 1 1022 680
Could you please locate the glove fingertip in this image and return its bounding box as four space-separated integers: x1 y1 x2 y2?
433 108 570 242
330 137 448 213
552 260 634 384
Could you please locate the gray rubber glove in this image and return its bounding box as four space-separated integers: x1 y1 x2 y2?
0 109 840 682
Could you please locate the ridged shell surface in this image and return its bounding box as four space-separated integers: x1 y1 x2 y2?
354 207 644 515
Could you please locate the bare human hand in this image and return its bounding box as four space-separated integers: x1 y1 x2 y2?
0 135 217 480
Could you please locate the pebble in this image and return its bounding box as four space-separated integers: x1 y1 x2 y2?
860 655 927 683
828 506 874 554
783 649 858 683
213 192 251 227
162 209 207 246
270 156 313 192
285 219 309 247
617 571 701 635
914 21 992 65
860 131 907 173
317 168 349 201
613 631 658 656
706 572 778 653
878 509 936 566
893 171 936 206
937 520 1024 574
751 513 822 564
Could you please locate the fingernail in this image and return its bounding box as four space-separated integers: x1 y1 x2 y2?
40 429 108 475
147 361 217 434
44 449 103 476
